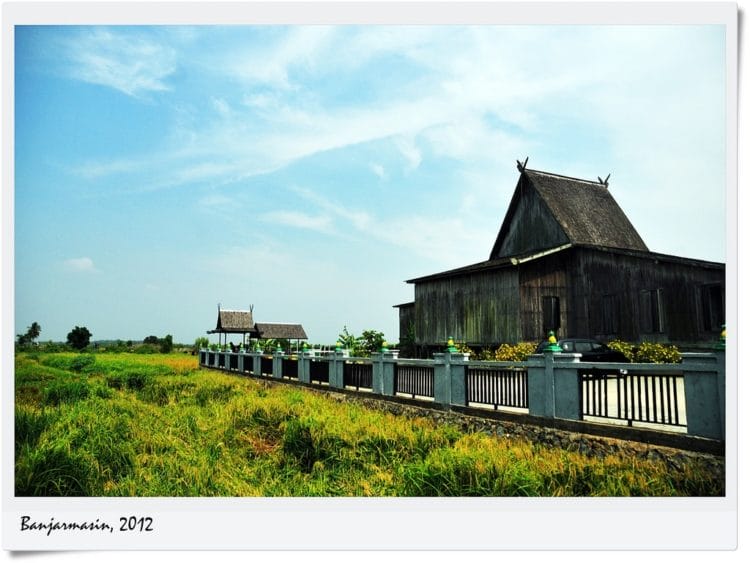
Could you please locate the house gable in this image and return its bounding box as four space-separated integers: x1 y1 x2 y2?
490 169 649 259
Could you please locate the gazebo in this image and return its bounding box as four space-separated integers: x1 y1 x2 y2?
207 307 258 348
207 306 308 351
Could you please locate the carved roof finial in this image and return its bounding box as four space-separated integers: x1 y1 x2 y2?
516 156 529 173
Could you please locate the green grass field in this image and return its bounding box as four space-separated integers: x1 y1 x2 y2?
14 352 723 496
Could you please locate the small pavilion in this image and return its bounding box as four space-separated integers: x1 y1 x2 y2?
207 306 308 351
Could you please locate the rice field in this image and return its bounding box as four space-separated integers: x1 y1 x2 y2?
14 352 724 497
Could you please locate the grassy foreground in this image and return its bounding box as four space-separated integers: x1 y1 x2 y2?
14 352 722 496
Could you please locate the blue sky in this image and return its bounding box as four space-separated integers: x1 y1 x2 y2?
13 24 727 345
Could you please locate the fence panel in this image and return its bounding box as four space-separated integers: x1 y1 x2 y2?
242 355 254 375
260 356 273 377
467 364 528 409
310 358 329 385
218 353 226 369
229 354 238 371
395 363 434 399
579 369 685 428
344 361 373 390
282 357 298 380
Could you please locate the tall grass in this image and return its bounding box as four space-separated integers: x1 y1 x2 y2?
14 352 724 497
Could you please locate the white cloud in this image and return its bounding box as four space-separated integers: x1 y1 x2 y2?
64 28 176 97
63 257 98 273
261 210 333 233
394 136 422 172
369 163 387 180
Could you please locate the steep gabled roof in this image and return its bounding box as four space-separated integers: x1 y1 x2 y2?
213 309 255 333
489 169 648 259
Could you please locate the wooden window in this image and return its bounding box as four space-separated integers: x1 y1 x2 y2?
542 296 560 333
701 284 724 331
639 289 664 333
602 294 619 334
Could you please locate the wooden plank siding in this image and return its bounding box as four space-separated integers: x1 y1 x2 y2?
568 248 725 345
518 252 569 341
413 268 520 346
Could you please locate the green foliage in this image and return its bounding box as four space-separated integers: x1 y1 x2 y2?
143 335 160 345
606 341 681 363
482 342 537 362
70 354 96 373
633 342 682 364
337 326 386 357
160 334 174 354
43 380 90 406
17 322 42 348
606 340 635 362
194 337 210 352
67 326 92 350
14 351 720 497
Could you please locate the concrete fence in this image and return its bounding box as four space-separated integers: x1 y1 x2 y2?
198 348 725 442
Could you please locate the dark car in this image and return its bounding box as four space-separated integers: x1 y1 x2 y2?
535 338 629 363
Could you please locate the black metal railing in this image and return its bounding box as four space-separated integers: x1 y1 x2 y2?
580 369 685 427
242 355 254 375
229 354 238 371
395 363 434 399
310 358 329 384
200 351 207 365
207 352 215 366
344 361 373 390
218 353 226 369
466 365 528 409
282 357 298 379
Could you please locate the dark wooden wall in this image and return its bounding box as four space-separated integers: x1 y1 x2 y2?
518 252 569 342
413 268 520 346
407 247 724 348
567 248 725 345
493 176 569 258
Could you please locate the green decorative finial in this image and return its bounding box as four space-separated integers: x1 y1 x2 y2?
302 342 309 351
275 342 283 353
380 341 389 353
446 336 457 353
335 340 342 352
544 330 562 353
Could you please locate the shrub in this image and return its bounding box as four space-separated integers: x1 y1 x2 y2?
606 341 681 363
606 340 636 362
43 380 90 406
633 342 681 364
491 342 537 362
123 371 152 390
15 407 56 456
70 354 96 373
15 442 96 496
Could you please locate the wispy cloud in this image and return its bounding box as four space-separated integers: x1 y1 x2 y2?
63 257 98 273
369 163 387 180
261 210 333 233
64 28 176 97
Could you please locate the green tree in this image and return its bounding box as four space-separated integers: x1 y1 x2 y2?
67 326 92 351
160 334 174 354
143 335 160 345
359 329 386 355
16 321 42 348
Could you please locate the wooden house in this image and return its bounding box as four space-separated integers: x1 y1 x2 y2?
396 165 725 353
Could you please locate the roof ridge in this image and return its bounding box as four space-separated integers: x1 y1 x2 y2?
525 168 604 186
